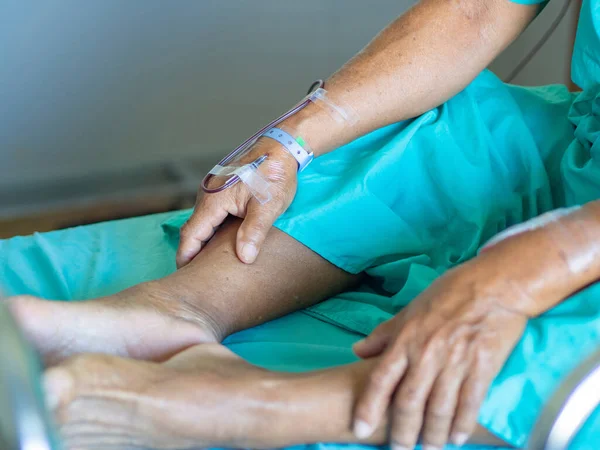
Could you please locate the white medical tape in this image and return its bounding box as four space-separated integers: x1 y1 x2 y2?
308 88 359 125
209 164 272 204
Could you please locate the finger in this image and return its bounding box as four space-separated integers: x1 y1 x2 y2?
235 199 279 264
390 352 443 450
176 199 229 268
353 347 408 440
450 367 495 446
422 363 466 449
353 321 394 359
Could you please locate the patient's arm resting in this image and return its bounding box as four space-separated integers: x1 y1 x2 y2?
474 200 600 318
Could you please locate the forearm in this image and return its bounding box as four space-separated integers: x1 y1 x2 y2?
281 0 538 156
470 200 600 317
246 358 506 448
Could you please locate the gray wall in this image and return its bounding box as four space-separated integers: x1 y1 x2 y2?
0 0 576 193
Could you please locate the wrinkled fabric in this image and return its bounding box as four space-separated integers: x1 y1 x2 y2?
572 0 600 91
2 214 508 450
569 85 600 150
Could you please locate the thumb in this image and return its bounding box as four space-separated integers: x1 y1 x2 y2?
236 201 279 264
353 321 394 359
176 200 228 268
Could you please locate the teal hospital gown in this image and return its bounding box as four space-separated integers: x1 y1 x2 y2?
270 0 600 445
3 0 600 448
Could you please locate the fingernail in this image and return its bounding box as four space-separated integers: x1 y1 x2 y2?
451 432 469 446
391 445 410 450
353 419 374 439
241 244 258 263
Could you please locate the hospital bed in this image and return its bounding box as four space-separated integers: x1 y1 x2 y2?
1 207 600 450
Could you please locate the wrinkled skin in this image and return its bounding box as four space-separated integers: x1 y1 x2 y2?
177 138 298 267
353 261 529 449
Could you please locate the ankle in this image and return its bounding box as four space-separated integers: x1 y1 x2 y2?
129 281 227 343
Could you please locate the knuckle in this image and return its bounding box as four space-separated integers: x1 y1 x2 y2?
428 386 457 416
396 383 423 411
472 345 493 370
427 405 453 422
248 216 269 231
179 222 195 240
421 335 444 363
459 381 488 410
449 340 468 365
244 223 270 241
458 394 481 414
368 369 391 390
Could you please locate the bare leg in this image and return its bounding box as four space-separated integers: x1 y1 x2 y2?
9 218 359 365
47 344 508 449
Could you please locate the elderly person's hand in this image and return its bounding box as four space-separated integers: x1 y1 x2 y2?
352 203 600 450
176 137 299 267
175 0 538 268
352 257 528 449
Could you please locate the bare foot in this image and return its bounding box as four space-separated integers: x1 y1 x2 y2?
6 285 222 366
46 344 276 449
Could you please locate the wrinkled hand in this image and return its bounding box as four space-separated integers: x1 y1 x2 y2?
352 259 529 449
177 138 298 267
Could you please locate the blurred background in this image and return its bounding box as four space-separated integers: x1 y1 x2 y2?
0 0 581 238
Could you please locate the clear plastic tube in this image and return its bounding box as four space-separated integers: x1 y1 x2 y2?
208 162 272 205
201 80 359 204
